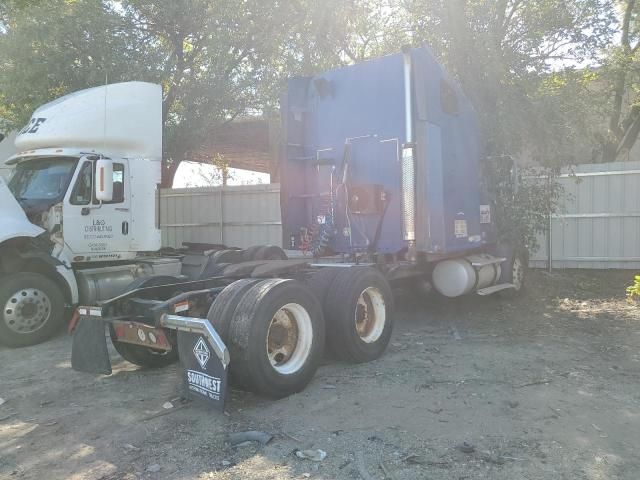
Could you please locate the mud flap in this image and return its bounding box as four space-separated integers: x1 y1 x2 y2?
177 331 228 411
71 317 112 375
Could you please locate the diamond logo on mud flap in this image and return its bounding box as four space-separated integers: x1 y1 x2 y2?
193 337 210 369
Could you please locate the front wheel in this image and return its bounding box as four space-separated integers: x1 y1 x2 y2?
0 273 66 348
498 247 528 298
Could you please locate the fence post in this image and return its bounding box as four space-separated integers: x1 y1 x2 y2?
547 173 553 272
219 186 224 244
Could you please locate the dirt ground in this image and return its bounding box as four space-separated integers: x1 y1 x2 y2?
1 269 639 480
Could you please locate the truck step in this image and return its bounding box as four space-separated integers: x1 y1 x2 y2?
471 257 506 267
476 283 515 296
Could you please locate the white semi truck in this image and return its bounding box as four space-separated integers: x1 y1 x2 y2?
0 82 285 348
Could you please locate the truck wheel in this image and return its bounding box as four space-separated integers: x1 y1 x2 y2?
305 267 340 305
227 279 325 398
213 249 244 264
109 276 180 368
498 247 528 299
242 246 264 261
207 278 262 341
324 267 394 363
0 273 66 348
254 245 288 261
198 262 231 280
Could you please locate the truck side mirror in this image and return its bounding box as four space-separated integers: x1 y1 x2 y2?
95 159 114 202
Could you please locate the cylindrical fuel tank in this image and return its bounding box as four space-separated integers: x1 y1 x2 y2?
432 255 502 298
76 257 182 304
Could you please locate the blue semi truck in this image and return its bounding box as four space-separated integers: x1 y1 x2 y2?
71 47 525 407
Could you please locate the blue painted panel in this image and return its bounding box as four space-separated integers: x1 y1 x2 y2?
281 47 490 257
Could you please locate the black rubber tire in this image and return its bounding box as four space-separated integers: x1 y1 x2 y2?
305 267 341 305
227 279 325 398
254 245 288 261
198 262 231 280
324 267 394 363
213 249 244 264
497 245 528 299
242 246 264 261
0 273 66 348
109 275 180 368
207 278 262 342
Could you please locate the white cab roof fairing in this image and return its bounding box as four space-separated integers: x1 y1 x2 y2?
11 82 162 165
6 148 86 165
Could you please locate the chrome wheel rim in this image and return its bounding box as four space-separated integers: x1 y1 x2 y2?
266 303 313 375
512 256 524 290
355 287 386 343
4 288 51 334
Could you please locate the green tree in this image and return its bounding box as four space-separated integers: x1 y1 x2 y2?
0 0 350 186
0 0 152 131
598 0 640 161
405 0 616 165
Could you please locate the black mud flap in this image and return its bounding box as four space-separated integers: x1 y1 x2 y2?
177 331 228 412
71 317 112 375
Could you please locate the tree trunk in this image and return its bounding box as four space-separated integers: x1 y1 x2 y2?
606 0 636 160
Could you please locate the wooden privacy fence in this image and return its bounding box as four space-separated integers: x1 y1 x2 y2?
160 184 282 249
530 161 640 270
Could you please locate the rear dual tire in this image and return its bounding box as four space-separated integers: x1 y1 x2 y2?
211 278 325 398
108 331 178 369
323 267 394 363
242 245 288 261
109 276 180 368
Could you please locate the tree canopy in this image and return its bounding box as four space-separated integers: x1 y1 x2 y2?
0 0 636 185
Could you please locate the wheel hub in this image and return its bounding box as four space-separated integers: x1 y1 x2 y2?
267 312 298 365
4 288 51 334
354 287 386 343
266 303 313 375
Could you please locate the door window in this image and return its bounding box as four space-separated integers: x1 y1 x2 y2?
70 162 93 205
109 164 125 204
69 161 125 205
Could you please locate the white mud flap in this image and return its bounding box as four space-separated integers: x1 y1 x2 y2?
177 331 228 412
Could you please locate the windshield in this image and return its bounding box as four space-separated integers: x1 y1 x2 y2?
8 157 77 201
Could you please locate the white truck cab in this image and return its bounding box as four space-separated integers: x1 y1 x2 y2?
0 82 184 347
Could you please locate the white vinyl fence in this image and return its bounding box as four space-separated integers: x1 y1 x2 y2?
160 184 282 249
530 161 640 269
160 163 640 270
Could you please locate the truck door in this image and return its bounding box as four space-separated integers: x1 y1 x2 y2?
63 158 132 259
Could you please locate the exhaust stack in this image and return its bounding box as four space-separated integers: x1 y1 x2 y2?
401 46 417 252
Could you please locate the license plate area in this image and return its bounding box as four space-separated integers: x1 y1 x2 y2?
111 320 172 351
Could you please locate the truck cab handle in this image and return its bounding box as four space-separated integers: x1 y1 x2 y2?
81 207 90 216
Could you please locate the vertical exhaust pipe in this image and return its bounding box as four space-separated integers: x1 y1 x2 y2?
401 46 417 255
